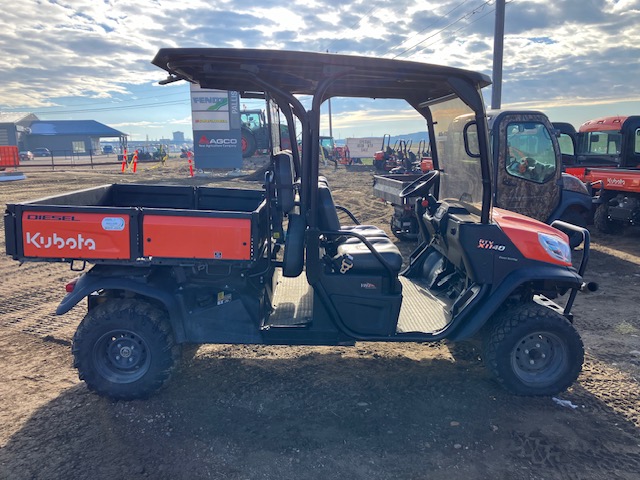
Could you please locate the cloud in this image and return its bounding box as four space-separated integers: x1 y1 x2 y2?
1 0 639 138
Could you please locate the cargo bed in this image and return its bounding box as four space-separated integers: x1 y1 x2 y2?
372 173 423 205
5 184 268 265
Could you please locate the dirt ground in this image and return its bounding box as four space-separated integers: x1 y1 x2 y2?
0 160 639 480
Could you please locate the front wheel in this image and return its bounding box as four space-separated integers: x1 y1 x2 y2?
72 299 181 400
482 304 584 396
593 202 623 234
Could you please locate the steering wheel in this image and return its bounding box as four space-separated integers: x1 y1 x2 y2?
399 170 440 199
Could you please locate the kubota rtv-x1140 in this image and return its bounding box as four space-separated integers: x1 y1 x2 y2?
5 49 595 400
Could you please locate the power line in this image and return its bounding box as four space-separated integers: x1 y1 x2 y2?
393 0 493 59
408 0 513 58
379 0 473 57
2 90 189 115
28 99 189 115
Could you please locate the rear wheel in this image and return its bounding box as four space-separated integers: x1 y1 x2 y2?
241 129 256 158
482 303 584 396
72 299 181 400
594 202 623 234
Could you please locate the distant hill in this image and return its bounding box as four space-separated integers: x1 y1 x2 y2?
389 132 430 145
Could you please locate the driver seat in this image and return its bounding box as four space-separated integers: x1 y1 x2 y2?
317 183 387 238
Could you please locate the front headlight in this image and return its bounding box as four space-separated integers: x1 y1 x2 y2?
538 233 571 264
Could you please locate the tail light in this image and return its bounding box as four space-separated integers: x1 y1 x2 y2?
65 277 79 293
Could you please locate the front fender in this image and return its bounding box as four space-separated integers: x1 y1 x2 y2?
448 266 583 341
548 190 592 223
56 270 186 342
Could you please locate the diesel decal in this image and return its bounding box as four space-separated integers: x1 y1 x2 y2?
26 214 78 221
26 232 96 250
477 239 506 251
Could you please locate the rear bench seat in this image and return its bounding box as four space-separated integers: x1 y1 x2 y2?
335 237 403 274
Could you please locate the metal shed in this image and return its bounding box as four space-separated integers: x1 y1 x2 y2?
26 120 127 156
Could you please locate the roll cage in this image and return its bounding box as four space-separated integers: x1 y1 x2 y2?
152 48 493 224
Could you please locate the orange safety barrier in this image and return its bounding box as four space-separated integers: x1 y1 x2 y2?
187 151 194 177
0 146 20 169
121 148 128 173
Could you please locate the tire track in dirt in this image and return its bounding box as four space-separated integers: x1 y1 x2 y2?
0 256 81 342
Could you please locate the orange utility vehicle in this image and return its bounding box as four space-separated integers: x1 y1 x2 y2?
5 49 594 400
556 116 640 233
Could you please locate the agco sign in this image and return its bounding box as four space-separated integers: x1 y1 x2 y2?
210 138 238 145
198 134 238 147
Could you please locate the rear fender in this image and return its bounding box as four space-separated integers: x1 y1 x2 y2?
56 271 186 342
448 266 582 341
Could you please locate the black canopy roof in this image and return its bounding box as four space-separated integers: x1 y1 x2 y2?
152 48 491 105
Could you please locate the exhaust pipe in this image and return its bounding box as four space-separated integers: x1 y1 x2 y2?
580 282 598 292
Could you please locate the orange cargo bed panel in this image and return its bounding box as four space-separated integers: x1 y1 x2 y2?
143 215 252 260
22 212 131 259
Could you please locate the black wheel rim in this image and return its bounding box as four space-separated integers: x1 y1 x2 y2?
93 330 151 384
511 331 567 387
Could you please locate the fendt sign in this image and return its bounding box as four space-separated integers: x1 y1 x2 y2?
190 85 242 169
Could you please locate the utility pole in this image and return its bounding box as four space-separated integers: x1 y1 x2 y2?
326 50 334 140
328 98 333 139
491 0 506 110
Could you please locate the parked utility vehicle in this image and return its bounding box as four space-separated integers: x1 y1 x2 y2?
375 111 592 244
556 116 640 233
5 49 594 400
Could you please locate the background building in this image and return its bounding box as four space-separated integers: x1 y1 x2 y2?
27 120 127 155
0 112 39 150
0 113 127 155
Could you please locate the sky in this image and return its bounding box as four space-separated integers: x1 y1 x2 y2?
1 0 640 142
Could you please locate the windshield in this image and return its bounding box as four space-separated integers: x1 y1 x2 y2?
578 131 622 156
431 98 483 207
505 121 557 184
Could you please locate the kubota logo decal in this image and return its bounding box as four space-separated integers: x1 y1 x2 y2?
607 177 625 186
26 232 96 250
477 239 506 251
